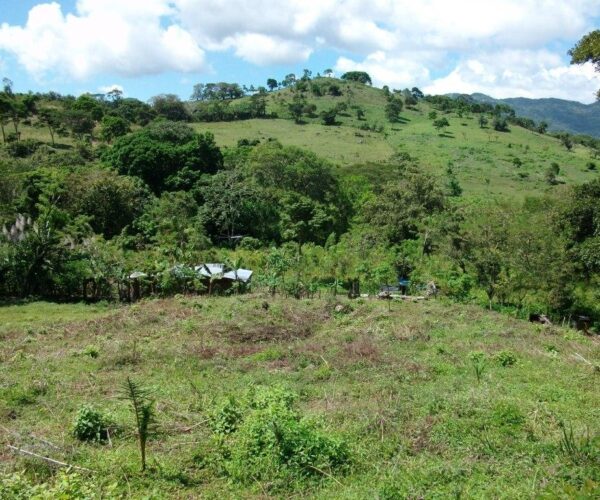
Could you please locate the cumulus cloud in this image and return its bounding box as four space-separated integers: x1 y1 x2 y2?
0 1 207 80
424 50 600 102
230 33 312 66
336 52 432 89
1 1 599 101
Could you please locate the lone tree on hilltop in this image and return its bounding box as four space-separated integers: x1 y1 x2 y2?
266 78 278 91
341 71 372 85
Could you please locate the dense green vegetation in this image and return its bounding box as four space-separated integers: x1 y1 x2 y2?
1 54 599 496
1 72 599 323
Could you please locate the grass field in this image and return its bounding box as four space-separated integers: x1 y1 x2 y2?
1 295 598 497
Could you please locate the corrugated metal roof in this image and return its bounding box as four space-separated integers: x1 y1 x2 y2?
223 269 253 283
194 264 253 282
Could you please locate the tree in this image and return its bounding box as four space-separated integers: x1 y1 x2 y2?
385 98 403 122
103 121 223 194
72 94 104 121
64 169 150 239
150 94 190 121
433 117 450 133
559 133 573 151
100 115 130 143
537 121 548 134
38 107 64 146
63 109 95 139
0 94 14 143
190 83 205 101
363 171 446 245
569 30 600 99
266 78 278 91
478 115 488 129
200 169 278 243
320 107 338 126
341 71 372 85
281 73 297 88
323 68 333 77
287 95 306 124
493 116 509 132
411 87 424 99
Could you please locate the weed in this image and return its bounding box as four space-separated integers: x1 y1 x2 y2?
492 403 525 428
559 421 599 465
72 405 114 443
83 345 100 358
496 350 518 367
469 351 486 382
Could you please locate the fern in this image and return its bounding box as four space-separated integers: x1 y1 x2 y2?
121 377 155 471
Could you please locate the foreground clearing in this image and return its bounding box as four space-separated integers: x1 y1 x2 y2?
1 296 598 498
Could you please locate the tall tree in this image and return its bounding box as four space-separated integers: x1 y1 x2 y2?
266 78 278 91
569 30 600 99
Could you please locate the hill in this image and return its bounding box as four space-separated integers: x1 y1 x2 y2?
454 93 600 137
1 296 598 497
189 80 599 199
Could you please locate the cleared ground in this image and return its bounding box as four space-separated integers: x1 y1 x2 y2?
1 296 598 497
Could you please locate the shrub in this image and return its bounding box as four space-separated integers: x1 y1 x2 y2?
5 139 41 158
83 345 100 358
496 350 517 367
0 470 112 498
72 405 113 443
492 403 525 428
207 387 349 488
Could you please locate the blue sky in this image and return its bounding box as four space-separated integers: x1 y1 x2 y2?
0 0 598 102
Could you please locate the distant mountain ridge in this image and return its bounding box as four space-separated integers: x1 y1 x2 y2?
447 93 600 137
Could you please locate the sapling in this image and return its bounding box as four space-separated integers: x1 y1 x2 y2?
121 377 155 472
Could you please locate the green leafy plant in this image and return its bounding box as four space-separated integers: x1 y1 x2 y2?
206 387 349 488
83 345 100 358
121 377 155 471
470 351 486 383
496 350 517 367
72 405 113 443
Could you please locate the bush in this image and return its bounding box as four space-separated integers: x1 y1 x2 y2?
5 139 41 158
0 470 112 499
206 387 349 488
72 405 113 443
496 350 517 367
239 236 262 250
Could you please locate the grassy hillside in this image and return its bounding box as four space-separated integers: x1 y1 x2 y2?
191 80 599 199
1 295 598 497
467 93 600 137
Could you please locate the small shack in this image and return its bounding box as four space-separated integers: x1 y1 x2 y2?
195 263 253 294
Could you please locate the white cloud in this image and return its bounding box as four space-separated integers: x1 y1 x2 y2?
335 52 432 89
1 1 599 101
231 34 312 66
424 50 600 102
0 1 207 80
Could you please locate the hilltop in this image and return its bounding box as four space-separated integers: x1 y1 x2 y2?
188 79 599 199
